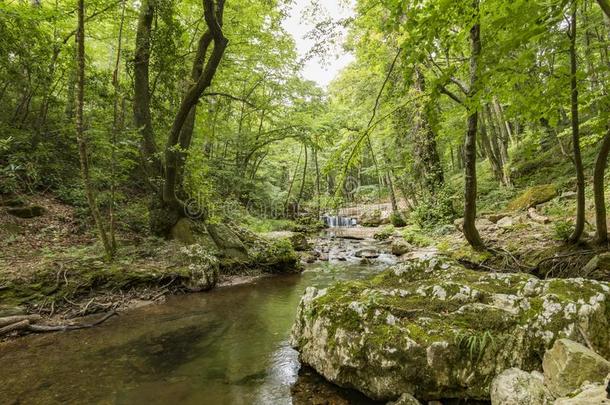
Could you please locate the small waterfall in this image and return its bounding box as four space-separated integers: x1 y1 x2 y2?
322 215 357 228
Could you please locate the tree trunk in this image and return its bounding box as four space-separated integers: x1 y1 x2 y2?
462 0 485 250
109 0 126 251
133 0 159 180
491 98 512 185
593 0 610 245
387 172 399 212
594 126 610 244
568 6 586 244
284 147 302 216
75 0 113 258
297 145 308 208
134 0 228 236
479 111 504 184
412 67 445 193
314 147 321 218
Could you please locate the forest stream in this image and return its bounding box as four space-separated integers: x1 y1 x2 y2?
0 234 396 405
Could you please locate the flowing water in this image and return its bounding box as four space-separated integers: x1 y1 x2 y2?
0 243 391 405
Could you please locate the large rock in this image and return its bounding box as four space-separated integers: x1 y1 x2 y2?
507 184 557 211
490 368 552 405
553 375 610 404
361 210 383 227
291 259 610 401
355 248 380 259
170 218 196 245
179 244 219 291
391 240 411 256
206 223 249 260
542 339 610 397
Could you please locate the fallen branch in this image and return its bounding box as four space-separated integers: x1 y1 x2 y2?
0 314 42 328
0 320 30 336
27 311 118 333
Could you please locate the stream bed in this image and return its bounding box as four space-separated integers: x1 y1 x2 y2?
0 237 393 405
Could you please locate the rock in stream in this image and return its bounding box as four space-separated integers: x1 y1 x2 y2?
290 259 610 402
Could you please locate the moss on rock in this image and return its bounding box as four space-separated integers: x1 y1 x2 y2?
507 184 557 211
290 259 610 401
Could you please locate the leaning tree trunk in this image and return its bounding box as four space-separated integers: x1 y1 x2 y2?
75 0 113 258
568 6 586 244
134 0 228 236
462 0 485 250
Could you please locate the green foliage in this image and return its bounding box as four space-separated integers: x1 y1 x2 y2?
455 330 496 361
410 188 456 228
389 211 407 227
249 238 298 268
553 220 574 241
243 217 295 234
402 227 433 247
373 225 395 241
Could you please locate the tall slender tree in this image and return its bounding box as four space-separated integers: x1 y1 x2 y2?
462 0 485 250
75 0 113 258
567 3 586 243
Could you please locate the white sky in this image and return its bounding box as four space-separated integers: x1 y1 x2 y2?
282 0 355 88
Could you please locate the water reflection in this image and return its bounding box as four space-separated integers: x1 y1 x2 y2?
0 262 386 404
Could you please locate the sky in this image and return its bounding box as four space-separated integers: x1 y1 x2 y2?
282 0 355 88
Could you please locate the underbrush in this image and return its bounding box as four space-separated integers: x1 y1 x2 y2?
242 216 296 233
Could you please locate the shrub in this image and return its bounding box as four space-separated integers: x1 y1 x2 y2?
410 188 456 228
553 220 574 241
402 227 433 247
389 211 407 227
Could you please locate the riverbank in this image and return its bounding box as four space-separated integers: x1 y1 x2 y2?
0 194 304 340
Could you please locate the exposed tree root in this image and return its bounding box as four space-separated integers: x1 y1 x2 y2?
0 311 117 337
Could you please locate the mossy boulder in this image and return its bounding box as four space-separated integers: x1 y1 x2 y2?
206 223 249 261
290 259 610 401
178 244 219 291
542 339 610 398
490 368 552 405
553 374 610 405
170 218 196 245
391 239 411 256
360 210 383 227
507 184 557 211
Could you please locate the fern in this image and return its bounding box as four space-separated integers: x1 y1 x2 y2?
455 330 496 361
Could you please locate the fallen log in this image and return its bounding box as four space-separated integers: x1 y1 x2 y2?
0 314 41 328
27 311 118 333
0 320 30 336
